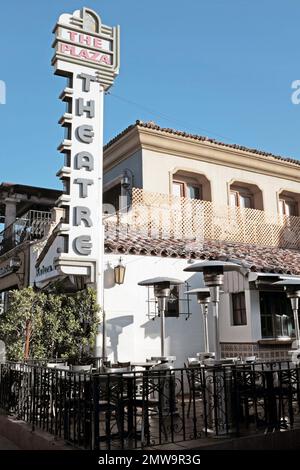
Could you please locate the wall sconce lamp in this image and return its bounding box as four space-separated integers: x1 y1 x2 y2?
114 257 126 285
121 169 134 190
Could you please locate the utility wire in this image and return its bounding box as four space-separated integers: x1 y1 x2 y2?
106 90 237 144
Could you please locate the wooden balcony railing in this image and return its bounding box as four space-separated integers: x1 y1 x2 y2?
105 188 300 250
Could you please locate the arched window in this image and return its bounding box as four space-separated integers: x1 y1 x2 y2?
279 193 298 217
172 170 212 201
229 182 263 210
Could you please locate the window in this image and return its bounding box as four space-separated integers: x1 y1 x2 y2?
165 286 180 317
232 292 247 325
279 198 298 217
0 291 10 315
146 283 191 320
260 291 294 338
230 190 253 209
172 180 202 200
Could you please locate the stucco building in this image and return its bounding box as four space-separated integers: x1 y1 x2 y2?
102 121 300 363
0 183 61 311
1 121 300 364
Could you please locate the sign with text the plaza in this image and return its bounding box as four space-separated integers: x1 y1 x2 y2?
44 8 120 285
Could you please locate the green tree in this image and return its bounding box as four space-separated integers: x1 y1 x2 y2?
0 287 100 363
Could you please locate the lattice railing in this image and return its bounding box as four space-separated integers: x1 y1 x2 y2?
105 188 300 249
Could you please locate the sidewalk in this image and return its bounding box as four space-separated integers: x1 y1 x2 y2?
0 434 19 450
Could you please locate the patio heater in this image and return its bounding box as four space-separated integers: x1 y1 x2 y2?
138 277 183 360
273 279 300 352
184 261 243 436
184 261 242 362
184 287 212 358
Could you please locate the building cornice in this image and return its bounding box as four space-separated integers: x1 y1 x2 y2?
138 127 300 182
103 122 300 182
103 126 141 171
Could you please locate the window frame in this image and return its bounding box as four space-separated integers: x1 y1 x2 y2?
172 178 203 200
279 197 298 217
259 290 294 339
230 189 254 209
231 292 247 326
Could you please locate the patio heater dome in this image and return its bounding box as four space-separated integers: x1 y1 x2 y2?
184 260 242 287
138 277 183 299
184 287 211 304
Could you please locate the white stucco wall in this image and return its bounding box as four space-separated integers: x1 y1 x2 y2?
103 253 265 363
103 254 218 367
219 290 258 343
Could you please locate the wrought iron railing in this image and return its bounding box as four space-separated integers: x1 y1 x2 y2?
1 361 300 449
105 188 300 250
0 210 52 256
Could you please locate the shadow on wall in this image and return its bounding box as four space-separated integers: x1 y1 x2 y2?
104 262 116 289
106 315 133 362
141 317 161 341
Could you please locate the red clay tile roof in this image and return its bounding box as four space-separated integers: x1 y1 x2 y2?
104 120 300 167
104 227 300 275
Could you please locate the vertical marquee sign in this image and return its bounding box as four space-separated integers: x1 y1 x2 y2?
51 8 120 293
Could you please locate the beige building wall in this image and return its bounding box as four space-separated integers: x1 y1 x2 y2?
142 148 300 217
104 124 300 219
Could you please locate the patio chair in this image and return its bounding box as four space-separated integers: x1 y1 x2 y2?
129 369 169 446
93 370 134 447
184 362 203 418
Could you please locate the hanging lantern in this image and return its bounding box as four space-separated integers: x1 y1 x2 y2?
114 257 126 285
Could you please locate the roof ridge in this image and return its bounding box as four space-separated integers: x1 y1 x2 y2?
104 120 300 167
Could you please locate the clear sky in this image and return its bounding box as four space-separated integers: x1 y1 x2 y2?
1 0 300 190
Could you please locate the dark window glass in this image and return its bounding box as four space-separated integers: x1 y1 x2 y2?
103 184 121 212
260 291 294 338
232 292 247 325
165 286 180 317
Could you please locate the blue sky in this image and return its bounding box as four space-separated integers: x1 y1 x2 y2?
1 0 300 189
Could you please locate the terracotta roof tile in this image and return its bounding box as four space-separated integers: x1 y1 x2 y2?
104 120 300 167
104 227 300 275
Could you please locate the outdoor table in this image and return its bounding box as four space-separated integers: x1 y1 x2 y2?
196 352 215 361
131 362 159 370
151 356 176 363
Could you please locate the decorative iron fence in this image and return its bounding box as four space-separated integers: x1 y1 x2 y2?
0 362 300 449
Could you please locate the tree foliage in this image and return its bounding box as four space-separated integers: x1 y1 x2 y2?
0 287 100 363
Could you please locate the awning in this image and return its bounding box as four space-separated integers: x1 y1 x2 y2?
248 272 300 287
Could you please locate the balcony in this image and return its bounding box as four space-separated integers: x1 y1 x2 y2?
0 210 52 256
105 188 300 250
